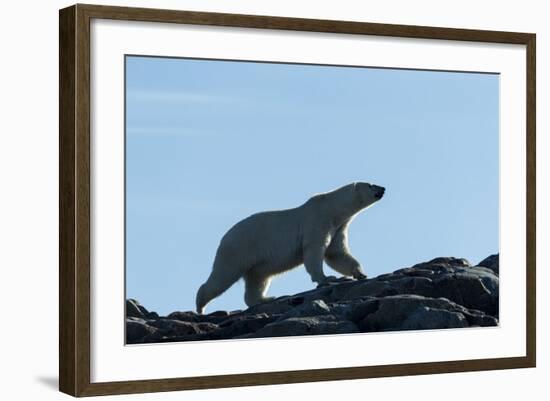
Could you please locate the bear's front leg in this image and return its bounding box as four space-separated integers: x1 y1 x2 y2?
325 252 367 280
325 226 367 280
353 269 367 280
303 244 338 286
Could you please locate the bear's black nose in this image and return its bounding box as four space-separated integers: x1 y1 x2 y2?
376 187 385 199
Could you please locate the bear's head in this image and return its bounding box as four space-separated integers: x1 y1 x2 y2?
352 182 385 209
310 182 385 216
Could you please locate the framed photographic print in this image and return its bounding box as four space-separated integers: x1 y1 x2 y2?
59 4 536 397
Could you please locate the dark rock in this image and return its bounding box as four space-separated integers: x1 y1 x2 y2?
208 310 231 317
206 314 281 339
340 280 399 300
290 286 335 303
390 268 436 278
389 276 434 293
396 257 470 276
218 312 272 327
167 311 200 322
461 309 499 327
277 299 332 320
126 299 150 319
126 253 499 343
431 272 498 316
340 258 499 317
358 295 471 332
477 254 499 275
149 319 218 336
400 307 468 330
246 298 297 315
242 315 358 338
414 257 471 269
327 280 365 300
126 317 157 343
142 321 220 343
346 298 381 323
469 267 499 293
316 276 356 287
288 296 306 306
167 310 230 324
324 299 359 320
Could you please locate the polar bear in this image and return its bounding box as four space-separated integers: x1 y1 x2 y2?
196 182 385 314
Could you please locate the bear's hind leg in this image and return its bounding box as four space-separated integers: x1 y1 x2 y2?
303 243 337 285
196 266 242 314
244 271 274 307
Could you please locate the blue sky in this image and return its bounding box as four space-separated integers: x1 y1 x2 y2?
125 56 499 315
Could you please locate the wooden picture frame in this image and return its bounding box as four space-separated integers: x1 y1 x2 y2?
59 3 536 397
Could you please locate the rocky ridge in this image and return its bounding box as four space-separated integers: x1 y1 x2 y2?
127 254 499 344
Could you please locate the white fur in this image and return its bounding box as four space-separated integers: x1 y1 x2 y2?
196 182 385 314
